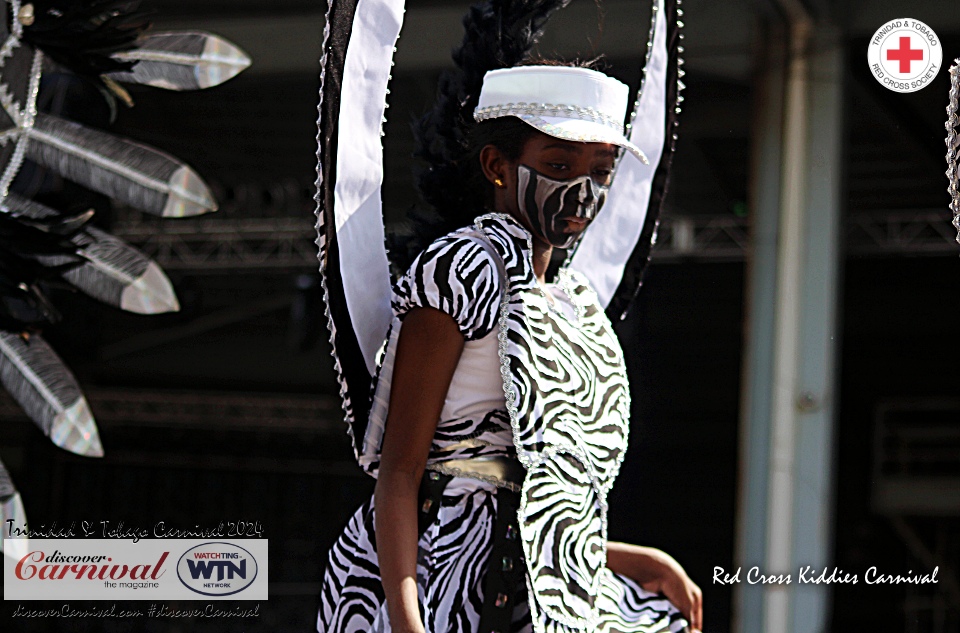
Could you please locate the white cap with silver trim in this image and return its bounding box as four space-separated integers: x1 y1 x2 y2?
474 66 648 164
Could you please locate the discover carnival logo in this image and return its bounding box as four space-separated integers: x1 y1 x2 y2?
13 549 168 585
868 18 942 93
3 538 268 600
177 542 258 597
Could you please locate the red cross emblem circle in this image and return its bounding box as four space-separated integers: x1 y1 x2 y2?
868 18 943 93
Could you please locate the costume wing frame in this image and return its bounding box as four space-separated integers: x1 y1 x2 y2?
314 0 683 447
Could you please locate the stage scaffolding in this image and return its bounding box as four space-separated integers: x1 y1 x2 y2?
109 206 960 272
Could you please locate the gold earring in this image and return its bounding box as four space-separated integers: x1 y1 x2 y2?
494 178 504 188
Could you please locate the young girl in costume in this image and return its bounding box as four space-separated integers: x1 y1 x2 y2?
315 2 701 632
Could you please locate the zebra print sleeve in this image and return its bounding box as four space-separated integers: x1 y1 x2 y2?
393 235 503 341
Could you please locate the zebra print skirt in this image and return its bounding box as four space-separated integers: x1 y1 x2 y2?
316 477 686 633
317 477 533 632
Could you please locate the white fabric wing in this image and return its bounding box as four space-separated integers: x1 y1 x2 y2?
333 0 405 373
569 0 669 308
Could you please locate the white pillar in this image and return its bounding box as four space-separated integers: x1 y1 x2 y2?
735 22 844 633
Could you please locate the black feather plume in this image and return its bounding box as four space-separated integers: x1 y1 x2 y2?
396 0 570 268
21 1 151 76
0 208 89 330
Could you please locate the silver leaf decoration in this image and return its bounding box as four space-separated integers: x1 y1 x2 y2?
0 462 30 560
0 331 102 456
35 226 180 314
24 113 217 217
107 31 252 91
0 458 28 561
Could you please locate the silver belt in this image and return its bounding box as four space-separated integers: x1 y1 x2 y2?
425 456 525 493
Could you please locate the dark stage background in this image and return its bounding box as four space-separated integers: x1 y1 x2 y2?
2 2 959 632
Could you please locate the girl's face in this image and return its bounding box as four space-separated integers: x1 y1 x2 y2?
491 132 617 249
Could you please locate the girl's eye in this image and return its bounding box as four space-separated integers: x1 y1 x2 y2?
593 169 613 183
546 162 568 171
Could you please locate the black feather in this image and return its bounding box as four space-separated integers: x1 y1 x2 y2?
396 0 570 268
0 203 89 329
414 0 570 196
21 1 151 76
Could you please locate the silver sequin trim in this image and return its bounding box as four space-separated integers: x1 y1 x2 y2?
0 48 41 201
946 59 960 245
424 462 523 493
313 0 359 454
475 102 623 131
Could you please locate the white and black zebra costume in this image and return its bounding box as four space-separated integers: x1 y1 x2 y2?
318 214 686 633
314 0 686 631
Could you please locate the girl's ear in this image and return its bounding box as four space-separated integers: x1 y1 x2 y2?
480 144 508 186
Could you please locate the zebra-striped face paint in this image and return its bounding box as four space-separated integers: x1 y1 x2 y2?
516 164 609 249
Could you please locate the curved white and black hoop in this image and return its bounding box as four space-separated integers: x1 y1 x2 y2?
569 0 683 320
314 0 683 450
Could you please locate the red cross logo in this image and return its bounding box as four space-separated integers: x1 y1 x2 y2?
886 36 924 73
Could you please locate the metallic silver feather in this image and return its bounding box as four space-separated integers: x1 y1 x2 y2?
946 59 960 245
0 458 28 561
107 31 251 91
3 192 61 220
0 331 102 456
1 191 180 311
0 457 15 499
33 226 180 313
67 227 180 313
1 193 95 235
0 5 251 537
24 113 217 217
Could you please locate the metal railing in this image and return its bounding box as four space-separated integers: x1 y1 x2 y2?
111 205 960 271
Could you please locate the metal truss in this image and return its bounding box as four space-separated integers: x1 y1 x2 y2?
652 209 960 261
0 388 344 434
870 398 960 626
871 397 960 516
110 209 960 272
112 217 320 271
846 210 960 256
650 214 750 262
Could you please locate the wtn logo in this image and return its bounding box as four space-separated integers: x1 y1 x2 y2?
185 558 247 581
177 543 259 597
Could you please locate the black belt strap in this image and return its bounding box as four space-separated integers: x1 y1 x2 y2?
418 470 454 535
478 486 523 633
417 471 525 632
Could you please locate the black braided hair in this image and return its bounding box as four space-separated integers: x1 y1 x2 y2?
390 0 572 271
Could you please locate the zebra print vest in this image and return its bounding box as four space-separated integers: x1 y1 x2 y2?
474 213 631 632
362 213 632 632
